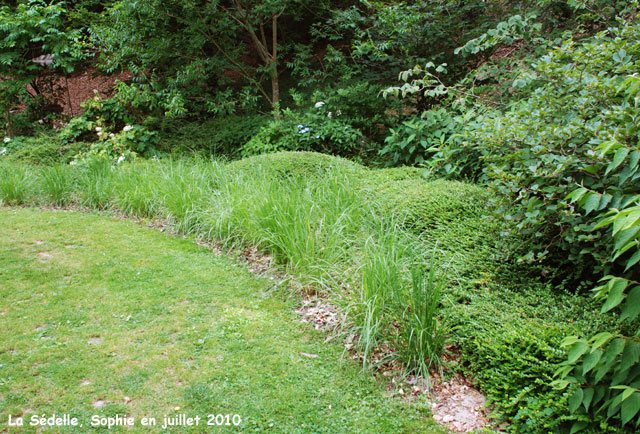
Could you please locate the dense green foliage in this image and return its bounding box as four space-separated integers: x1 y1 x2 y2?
0 1 85 136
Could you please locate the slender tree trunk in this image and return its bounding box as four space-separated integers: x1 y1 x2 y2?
270 68 279 107
5 105 13 139
269 14 280 117
226 2 282 115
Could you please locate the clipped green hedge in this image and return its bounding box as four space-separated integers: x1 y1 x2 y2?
448 283 620 434
373 178 492 233
227 151 364 179
361 166 427 184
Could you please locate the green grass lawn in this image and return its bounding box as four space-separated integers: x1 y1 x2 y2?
0 208 444 433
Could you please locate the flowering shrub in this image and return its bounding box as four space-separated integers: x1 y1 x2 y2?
75 123 159 163
242 104 365 157
54 94 159 163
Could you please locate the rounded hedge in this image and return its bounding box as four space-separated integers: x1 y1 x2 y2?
371 178 493 234
226 151 364 179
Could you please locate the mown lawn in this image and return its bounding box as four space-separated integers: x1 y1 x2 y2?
0 208 444 433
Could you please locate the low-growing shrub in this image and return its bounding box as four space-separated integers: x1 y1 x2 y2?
449 283 618 434
158 115 269 157
241 106 367 158
380 108 462 166
2 135 89 164
228 151 364 180
372 178 493 234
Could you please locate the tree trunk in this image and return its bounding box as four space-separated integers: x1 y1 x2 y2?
4 106 13 139
270 14 280 117
271 65 280 115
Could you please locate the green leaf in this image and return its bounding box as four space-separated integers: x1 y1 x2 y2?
595 360 616 383
626 250 640 272
583 387 594 411
621 286 640 322
570 421 588 434
569 388 584 413
606 147 630 175
583 193 601 215
622 387 636 402
568 342 589 364
601 278 627 313
614 226 640 252
593 213 618 230
629 151 640 169
583 350 603 375
621 392 640 425
604 338 627 363
615 209 640 235
566 187 588 203
563 336 582 347
613 240 639 261
621 342 640 372
598 194 613 211
590 332 613 350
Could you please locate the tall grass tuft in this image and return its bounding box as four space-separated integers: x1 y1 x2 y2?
0 163 35 205
79 158 114 209
398 256 448 378
347 220 412 366
40 164 75 206
258 175 361 281
157 158 222 234
112 162 160 217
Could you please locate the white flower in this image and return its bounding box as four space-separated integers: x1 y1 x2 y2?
327 112 333 118
337 110 342 116
123 125 133 132
0 147 6 155
109 133 115 138
314 101 325 108
37 119 44 124
69 161 77 166
3 137 10 143
117 155 126 164
95 126 102 132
